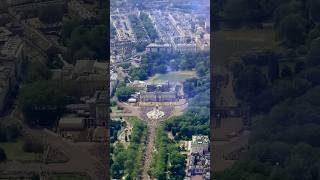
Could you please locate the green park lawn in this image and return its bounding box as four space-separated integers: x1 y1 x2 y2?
148 70 196 82
214 28 277 67
0 139 41 162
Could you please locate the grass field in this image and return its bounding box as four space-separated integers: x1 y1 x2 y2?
147 70 197 82
213 29 277 68
0 139 41 162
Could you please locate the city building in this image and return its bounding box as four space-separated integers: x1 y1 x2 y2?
7 0 65 19
0 28 25 112
138 82 181 102
53 59 107 96
172 36 198 53
58 90 106 141
90 90 107 126
25 17 62 35
190 135 209 155
146 43 172 53
63 90 106 126
128 80 146 90
92 126 106 142
58 115 85 131
185 135 210 180
110 69 118 96
68 0 95 19
139 91 177 102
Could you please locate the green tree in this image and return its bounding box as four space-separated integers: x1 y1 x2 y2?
111 118 146 179
294 61 306 73
196 63 207 77
154 64 167 74
38 4 65 24
116 86 135 102
31 175 40 180
285 143 320 180
89 25 108 60
20 81 76 126
277 14 308 47
25 62 51 83
223 0 250 23
281 65 292 78
140 12 158 41
268 58 280 82
169 151 186 179
272 78 312 102
235 66 267 102
308 25 320 42
269 167 288 180
73 46 95 60
249 141 291 164
0 124 21 142
0 148 7 162
129 67 148 80
62 18 108 63
61 18 81 43
307 38 320 65
180 59 192 70
307 0 320 23
170 59 180 71
274 1 301 28
299 67 320 85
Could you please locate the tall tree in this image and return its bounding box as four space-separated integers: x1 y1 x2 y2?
38 5 65 24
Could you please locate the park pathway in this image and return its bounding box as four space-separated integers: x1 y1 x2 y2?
139 105 187 180
141 118 158 180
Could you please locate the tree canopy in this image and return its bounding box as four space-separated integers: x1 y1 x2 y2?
116 86 136 102
38 4 65 24
111 118 147 179
62 18 107 63
216 0 320 178
20 80 77 126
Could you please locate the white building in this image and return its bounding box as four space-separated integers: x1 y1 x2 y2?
190 135 209 155
146 43 172 53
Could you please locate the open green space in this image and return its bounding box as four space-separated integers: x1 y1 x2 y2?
147 70 196 82
0 139 41 162
214 29 277 67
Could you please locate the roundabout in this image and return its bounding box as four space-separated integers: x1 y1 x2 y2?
146 106 165 120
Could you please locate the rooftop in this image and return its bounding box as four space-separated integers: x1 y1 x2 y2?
59 115 85 131
192 135 209 144
0 27 12 38
59 116 84 125
0 36 23 57
146 43 171 48
73 60 95 75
